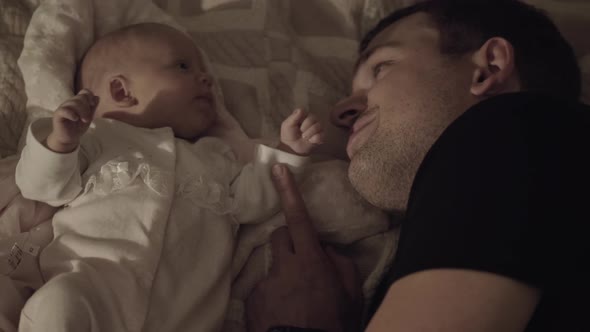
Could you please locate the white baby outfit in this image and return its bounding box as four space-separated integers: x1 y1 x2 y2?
15 117 307 332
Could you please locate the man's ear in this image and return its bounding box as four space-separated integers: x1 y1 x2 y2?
470 37 519 97
109 76 138 107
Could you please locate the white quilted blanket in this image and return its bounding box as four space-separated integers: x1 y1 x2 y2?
0 0 29 158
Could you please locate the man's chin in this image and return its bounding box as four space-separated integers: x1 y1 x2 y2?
348 156 405 214
348 159 380 207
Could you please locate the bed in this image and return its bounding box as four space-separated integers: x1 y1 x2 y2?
1 0 589 331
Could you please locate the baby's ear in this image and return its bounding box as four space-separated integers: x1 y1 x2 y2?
109 76 137 107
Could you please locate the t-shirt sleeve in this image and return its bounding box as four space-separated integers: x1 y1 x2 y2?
388 94 589 290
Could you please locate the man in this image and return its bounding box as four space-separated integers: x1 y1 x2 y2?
246 1 589 332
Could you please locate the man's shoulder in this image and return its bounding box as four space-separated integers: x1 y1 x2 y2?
431 92 590 157
471 91 587 110
459 92 589 129
413 92 590 211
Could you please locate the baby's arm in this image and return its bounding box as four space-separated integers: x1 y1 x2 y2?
15 90 98 206
230 109 323 224
45 89 97 153
278 108 323 156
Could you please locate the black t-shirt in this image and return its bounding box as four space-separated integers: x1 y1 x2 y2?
369 92 590 331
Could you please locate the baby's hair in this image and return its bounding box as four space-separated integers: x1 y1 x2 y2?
76 23 182 93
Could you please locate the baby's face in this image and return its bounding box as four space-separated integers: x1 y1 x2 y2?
109 27 217 140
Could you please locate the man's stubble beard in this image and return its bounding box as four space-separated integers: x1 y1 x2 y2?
348 122 428 215
347 97 453 215
347 60 472 214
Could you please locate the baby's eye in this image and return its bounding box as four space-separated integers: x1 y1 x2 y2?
372 61 395 78
178 62 190 70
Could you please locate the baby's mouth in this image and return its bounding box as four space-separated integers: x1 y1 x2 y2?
194 93 214 106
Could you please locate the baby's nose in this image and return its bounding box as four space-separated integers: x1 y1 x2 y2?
198 72 213 88
330 94 368 130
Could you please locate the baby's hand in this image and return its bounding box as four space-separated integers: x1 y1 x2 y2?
280 108 324 156
46 89 98 153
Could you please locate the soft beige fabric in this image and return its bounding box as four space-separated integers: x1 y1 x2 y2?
0 0 30 158
0 156 56 332
226 160 396 332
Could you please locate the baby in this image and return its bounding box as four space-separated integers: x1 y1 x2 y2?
15 23 323 332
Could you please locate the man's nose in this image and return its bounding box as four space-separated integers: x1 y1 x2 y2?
330 94 368 130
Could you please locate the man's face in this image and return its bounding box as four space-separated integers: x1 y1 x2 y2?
342 13 478 213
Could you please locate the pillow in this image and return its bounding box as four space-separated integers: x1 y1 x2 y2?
0 0 30 158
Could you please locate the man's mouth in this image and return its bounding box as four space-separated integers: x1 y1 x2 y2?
351 109 376 135
347 107 378 158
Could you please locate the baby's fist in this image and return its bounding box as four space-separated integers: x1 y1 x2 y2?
47 89 99 153
280 108 324 156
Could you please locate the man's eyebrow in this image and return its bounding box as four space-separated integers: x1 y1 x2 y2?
354 41 402 72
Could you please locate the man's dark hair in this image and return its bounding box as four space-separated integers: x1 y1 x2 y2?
361 0 581 101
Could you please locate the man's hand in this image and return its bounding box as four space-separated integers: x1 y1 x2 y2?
46 89 98 153
246 164 363 332
279 109 324 156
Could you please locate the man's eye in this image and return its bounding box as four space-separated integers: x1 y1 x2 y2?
372 61 394 78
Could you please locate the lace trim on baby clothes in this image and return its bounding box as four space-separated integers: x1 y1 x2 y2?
175 174 237 216
84 156 170 196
